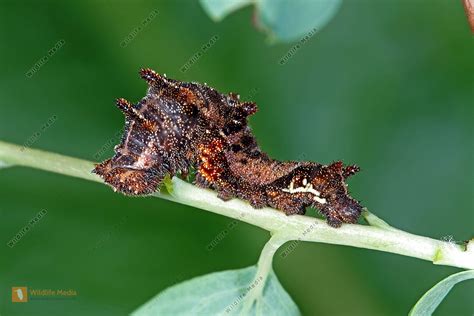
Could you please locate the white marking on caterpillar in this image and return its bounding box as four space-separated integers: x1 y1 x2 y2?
312 196 327 204
282 180 327 204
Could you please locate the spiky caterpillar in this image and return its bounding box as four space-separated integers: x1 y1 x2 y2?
93 68 362 227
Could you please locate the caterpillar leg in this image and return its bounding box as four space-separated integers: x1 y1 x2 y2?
93 159 163 195
266 190 307 215
317 198 361 228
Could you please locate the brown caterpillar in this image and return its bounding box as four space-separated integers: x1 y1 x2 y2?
93 69 362 227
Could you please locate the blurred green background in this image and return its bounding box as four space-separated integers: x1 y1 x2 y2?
0 0 473 315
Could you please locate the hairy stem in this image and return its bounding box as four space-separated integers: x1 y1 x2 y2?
1 140 473 269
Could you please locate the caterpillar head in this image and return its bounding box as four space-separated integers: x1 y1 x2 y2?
310 161 362 227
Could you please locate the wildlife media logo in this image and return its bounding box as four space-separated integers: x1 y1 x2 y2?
12 287 28 303
12 286 77 302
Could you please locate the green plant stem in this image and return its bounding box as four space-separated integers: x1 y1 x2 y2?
1 140 473 269
240 234 290 314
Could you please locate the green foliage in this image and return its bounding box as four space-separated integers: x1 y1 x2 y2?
1 140 473 314
160 174 174 194
200 0 342 42
1 1 473 315
256 0 342 42
200 0 253 21
409 270 474 316
132 266 299 316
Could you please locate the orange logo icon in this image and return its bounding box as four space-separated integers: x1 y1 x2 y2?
12 287 28 303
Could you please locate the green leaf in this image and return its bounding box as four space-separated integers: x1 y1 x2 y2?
409 270 474 316
256 0 343 42
199 0 254 21
199 0 342 42
132 266 300 316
